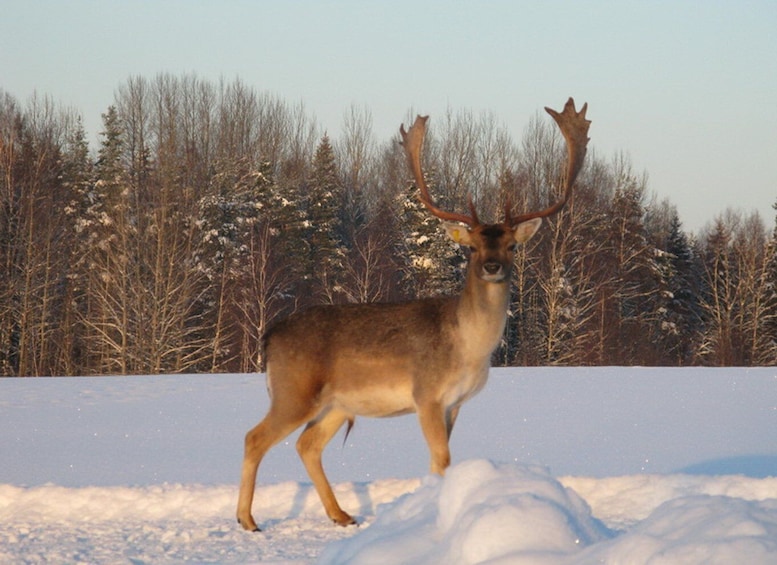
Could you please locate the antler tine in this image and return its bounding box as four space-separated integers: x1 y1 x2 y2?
400 115 479 227
509 98 591 226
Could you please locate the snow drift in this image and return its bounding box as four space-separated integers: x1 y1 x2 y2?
319 459 611 564
320 460 777 564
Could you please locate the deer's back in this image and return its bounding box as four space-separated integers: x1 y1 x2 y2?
266 298 458 360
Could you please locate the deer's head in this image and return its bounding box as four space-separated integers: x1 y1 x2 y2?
399 98 591 284
442 220 540 283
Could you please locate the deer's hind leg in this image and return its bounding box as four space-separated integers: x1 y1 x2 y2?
237 402 317 531
296 407 357 526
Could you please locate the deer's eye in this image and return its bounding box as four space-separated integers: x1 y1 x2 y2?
468 246 477 253
507 243 517 252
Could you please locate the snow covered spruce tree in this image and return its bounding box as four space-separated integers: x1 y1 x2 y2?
74 105 139 374
237 173 308 371
195 158 302 371
661 211 704 364
603 169 671 365
58 114 95 374
305 134 348 303
394 118 465 300
397 177 465 299
73 103 202 375
73 106 157 372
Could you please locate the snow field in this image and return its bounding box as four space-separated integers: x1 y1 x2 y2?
1 368 775 563
320 461 777 564
2 466 776 563
0 480 418 564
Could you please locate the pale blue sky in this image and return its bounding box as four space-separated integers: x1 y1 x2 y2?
2 1 776 232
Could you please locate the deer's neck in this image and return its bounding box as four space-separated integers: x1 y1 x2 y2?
456 269 511 358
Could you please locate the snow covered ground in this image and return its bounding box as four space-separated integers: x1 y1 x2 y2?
1 367 776 563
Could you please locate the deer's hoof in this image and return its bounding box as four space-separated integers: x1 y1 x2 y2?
332 513 358 527
237 516 261 532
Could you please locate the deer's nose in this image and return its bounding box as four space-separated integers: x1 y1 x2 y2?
483 262 502 276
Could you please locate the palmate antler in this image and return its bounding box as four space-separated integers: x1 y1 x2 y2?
399 115 481 227
400 97 591 228
508 98 591 226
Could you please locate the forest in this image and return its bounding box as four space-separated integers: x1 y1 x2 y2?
1 73 776 376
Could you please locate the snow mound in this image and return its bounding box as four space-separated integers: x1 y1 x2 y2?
318 459 611 564
318 460 777 565
578 495 777 564
562 473 777 531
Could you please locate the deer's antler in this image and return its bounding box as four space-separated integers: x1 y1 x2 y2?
400 115 480 227
508 97 591 226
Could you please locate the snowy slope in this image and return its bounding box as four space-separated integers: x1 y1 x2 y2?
1 368 776 563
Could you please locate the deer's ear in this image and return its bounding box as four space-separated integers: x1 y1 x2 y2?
513 218 542 243
443 222 473 246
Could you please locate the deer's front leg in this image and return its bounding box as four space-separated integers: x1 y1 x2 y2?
445 404 461 440
417 401 451 475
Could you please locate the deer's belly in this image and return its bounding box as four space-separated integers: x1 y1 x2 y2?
330 360 415 417
334 387 415 417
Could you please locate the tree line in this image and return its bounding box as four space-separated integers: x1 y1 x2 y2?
2 74 776 376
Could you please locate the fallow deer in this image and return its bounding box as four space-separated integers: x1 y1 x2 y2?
237 98 591 531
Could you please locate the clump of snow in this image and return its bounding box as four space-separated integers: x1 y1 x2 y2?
319 460 611 565
562 473 777 530
320 461 777 565
578 495 777 564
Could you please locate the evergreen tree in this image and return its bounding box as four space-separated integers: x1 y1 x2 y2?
195 157 304 370
94 107 125 191
196 158 274 369
397 177 465 299
82 105 135 374
663 212 703 363
606 180 669 364
306 134 347 301
698 218 732 364
59 116 94 373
